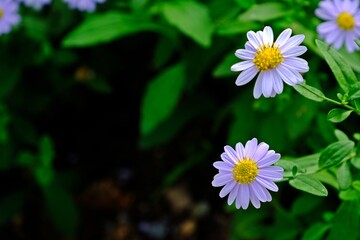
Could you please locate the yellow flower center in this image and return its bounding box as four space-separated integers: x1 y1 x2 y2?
232 158 258 184
253 44 284 71
0 8 3 19
337 12 355 30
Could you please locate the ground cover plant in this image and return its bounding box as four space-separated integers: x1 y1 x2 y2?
0 0 360 239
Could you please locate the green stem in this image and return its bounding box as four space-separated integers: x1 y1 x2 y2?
323 96 360 115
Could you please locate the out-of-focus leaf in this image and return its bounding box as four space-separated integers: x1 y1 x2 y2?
162 151 207 189
319 140 354 169
351 156 360 169
336 161 352 190
140 63 186 136
160 0 213 47
213 52 236 77
293 83 325 102
23 15 48 41
289 175 328 196
35 166 54 187
216 20 260 36
290 22 322 56
287 95 318 139
238 2 293 21
339 188 360 201
62 12 159 47
327 201 359 240
301 222 330 240
291 194 322 216
0 143 12 170
39 135 54 167
153 36 177 70
87 78 112 94
140 94 214 149
316 39 357 92
130 0 148 10
0 192 24 225
43 182 78 237
327 108 352 123
0 66 20 100
334 129 349 141
0 104 10 143
353 180 360 191
339 48 360 73
17 151 36 168
348 82 360 100
234 0 255 9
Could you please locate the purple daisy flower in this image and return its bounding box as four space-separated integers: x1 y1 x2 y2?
212 138 283 209
315 0 360 52
63 0 105 12
20 0 51 10
231 26 309 99
0 0 20 35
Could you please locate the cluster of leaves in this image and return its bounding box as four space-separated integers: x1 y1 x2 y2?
1 0 360 239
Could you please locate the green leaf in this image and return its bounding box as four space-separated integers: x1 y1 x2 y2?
356 39 360 47
234 0 255 9
327 201 359 240
316 39 357 92
35 166 54 187
62 12 159 47
293 83 325 102
289 175 328 196
39 135 54 167
353 180 360 191
216 20 260 36
339 188 360 201
336 161 352 190
327 108 352 123
0 192 24 225
291 194 322 216
0 65 20 100
43 182 78 237
238 2 293 21
161 0 213 47
140 63 186 135
319 140 355 169
213 52 236 77
334 129 349 141
301 222 329 240
349 82 360 100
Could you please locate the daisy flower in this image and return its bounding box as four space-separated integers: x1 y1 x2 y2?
231 26 309 99
20 0 51 10
315 0 360 52
211 138 283 209
63 0 105 12
0 0 20 35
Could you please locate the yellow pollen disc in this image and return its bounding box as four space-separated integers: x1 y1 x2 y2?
337 12 355 30
0 8 3 19
232 158 258 184
253 44 284 71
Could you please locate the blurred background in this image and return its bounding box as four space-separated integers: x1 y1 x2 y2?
1 0 359 239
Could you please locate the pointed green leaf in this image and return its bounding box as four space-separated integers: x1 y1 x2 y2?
316 39 357 92
140 63 186 135
327 108 352 123
289 175 328 196
293 83 325 102
319 140 355 169
161 0 213 47
349 82 360 100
